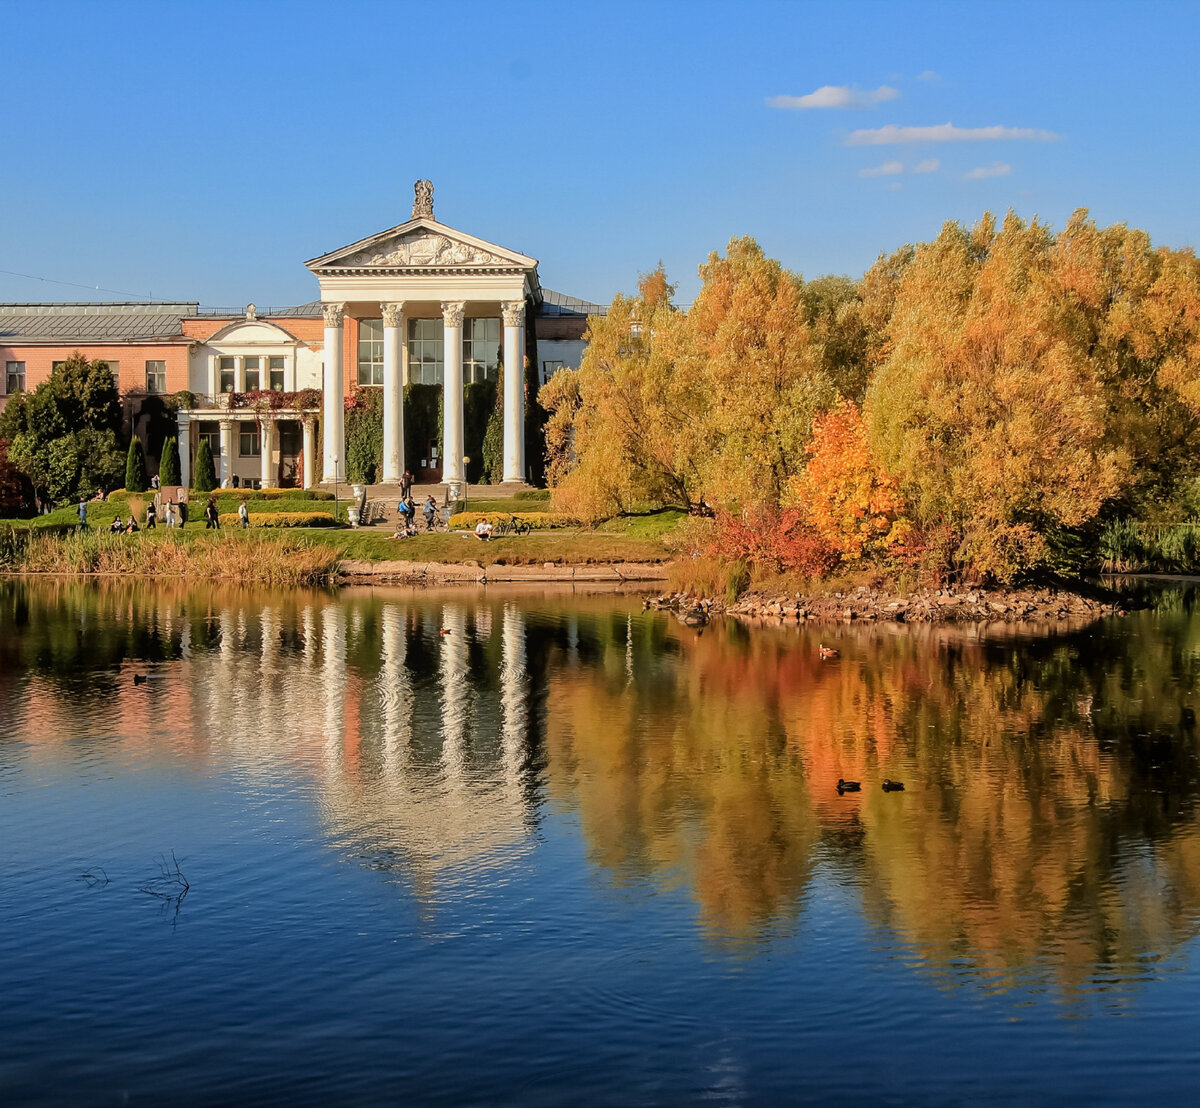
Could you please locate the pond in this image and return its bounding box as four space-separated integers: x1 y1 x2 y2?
2 579 1199 1104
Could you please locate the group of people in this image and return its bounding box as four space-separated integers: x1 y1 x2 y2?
83 495 244 534
141 499 187 529
394 493 441 537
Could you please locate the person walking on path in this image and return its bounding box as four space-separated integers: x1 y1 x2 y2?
400 470 413 499
204 500 220 529
422 495 437 532
145 501 157 529
77 498 88 530
238 501 249 529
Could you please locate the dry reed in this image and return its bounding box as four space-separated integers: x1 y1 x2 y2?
14 531 340 586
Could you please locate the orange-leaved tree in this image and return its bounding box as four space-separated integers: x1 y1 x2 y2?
791 399 906 560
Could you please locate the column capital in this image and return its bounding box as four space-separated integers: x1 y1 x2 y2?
502 301 525 327
381 302 405 328
441 301 465 328
322 303 346 328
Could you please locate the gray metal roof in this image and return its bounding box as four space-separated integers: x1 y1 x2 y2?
538 288 608 318
193 301 324 319
0 302 197 343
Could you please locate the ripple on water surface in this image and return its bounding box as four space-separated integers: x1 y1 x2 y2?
2 580 1200 1103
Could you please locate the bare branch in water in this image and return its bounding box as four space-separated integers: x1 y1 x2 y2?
77 867 110 888
138 851 190 906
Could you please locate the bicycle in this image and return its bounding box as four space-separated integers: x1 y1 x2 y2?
495 514 532 537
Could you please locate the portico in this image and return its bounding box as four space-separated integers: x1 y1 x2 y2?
306 181 537 487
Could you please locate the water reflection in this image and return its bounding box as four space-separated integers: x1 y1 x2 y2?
2 579 1200 1001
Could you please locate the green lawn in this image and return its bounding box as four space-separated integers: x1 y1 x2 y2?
1 489 679 567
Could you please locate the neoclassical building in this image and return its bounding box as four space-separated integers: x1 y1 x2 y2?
0 182 605 489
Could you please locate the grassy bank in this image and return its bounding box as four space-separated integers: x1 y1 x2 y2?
0 519 671 580
5 529 340 585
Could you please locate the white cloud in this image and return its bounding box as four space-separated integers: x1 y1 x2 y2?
912 159 940 173
859 160 905 177
767 84 900 110
845 122 1059 145
916 70 940 82
964 162 1012 180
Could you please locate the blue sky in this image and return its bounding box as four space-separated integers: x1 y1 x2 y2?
2 0 1198 307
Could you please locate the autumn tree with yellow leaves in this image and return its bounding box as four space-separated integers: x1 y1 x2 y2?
540 212 1200 584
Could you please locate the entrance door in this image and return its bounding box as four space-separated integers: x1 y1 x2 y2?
278 422 302 488
419 439 442 483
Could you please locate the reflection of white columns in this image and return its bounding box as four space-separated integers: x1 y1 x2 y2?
259 605 278 677
380 605 413 771
322 604 346 762
219 419 234 487
322 303 345 482
500 604 528 792
302 605 317 667
177 413 191 487
260 419 276 488
441 302 465 484
302 419 317 489
439 604 469 783
502 301 526 483
382 302 405 484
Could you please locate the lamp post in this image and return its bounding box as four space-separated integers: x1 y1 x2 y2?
332 456 339 526
461 456 470 514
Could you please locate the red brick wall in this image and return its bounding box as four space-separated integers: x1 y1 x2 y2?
0 342 192 396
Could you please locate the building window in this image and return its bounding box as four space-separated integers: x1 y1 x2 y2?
5 361 25 394
244 356 261 392
269 356 285 391
218 357 235 393
358 319 384 386
542 360 565 382
239 423 260 457
407 318 443 385
463 317 500 384
198 426 220 456
145 360 167 394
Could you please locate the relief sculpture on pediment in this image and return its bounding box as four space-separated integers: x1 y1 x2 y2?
346 232 504 268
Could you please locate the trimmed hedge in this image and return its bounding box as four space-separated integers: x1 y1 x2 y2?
212 488 334 501
218 511 337 528
514 489 551 501
448 511 573 531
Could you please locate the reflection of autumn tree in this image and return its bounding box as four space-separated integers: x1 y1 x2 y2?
544 648 822 944
545 605 1200 989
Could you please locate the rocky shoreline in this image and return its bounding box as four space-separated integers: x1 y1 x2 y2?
646 583 1128 625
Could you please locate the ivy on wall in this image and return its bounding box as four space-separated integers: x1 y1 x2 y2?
344 388 383 484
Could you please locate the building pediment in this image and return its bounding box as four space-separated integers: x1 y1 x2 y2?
306 217 538 275
204 318 301 346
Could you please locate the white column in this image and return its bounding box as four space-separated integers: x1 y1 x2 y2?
441 301 465 485
208 355 219 399
235 355 246 394
382 302 405 484
302 418 317 489
177 413 191 487
260 419 275 488
219 419 234 487
502 301 526 483
322 303 345 482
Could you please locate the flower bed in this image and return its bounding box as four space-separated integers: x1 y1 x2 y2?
448 511 573 531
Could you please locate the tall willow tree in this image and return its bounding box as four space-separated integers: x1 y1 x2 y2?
864 213 1127 579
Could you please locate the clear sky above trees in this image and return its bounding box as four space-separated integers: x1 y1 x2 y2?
2 0 1198 308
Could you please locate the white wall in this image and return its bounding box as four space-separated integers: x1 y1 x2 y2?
535 338 587 386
